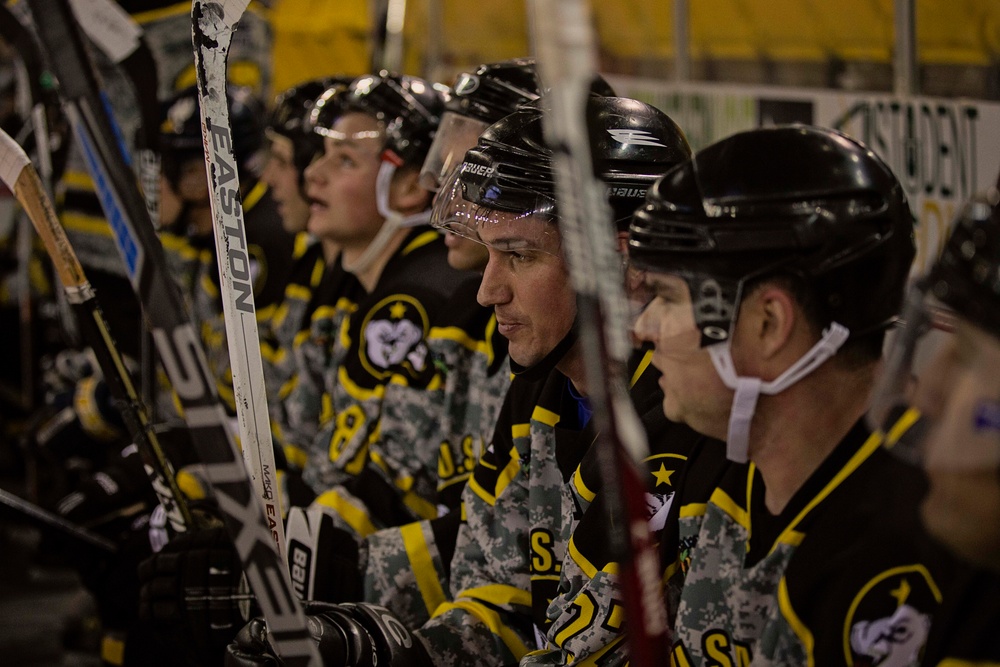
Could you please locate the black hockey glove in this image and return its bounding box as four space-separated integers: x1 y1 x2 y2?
226 602 431 667
137 524 252 665
285 506 363 602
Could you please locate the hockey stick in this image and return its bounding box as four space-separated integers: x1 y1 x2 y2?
0 126 194 535
23 1 319 662
528 0 672 663
69 0 164 421
0 2 61 410
0 487 117 553
192 0 287 560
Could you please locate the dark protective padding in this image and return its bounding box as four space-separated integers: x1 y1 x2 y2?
926 196 1000 337
629 125 917 338
459 95 691 226
339 72 448 167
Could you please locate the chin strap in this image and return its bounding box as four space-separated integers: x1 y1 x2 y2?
343 156 431 275
708 322 850 463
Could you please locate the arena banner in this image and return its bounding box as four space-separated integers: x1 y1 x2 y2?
610 76 1000 273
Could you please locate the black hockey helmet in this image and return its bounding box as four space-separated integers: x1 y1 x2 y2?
335 72 448 167
420 58 616 192
433 96 690 380
869 193 999 441
628 125 917 345
434 95 690 234
925 196 1000 336
160 84 265 184
446 57 615 124
268 76 354 177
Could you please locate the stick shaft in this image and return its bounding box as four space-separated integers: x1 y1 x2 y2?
192 0 287 559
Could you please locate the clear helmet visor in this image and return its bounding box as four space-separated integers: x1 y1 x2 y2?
430 164 560 257
631 270 709 358
871 284 1000 471
418 112 490 192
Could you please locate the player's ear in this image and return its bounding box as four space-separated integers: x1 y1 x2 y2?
388 166 430 214
741 282 798 363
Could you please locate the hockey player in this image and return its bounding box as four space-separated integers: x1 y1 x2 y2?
290 71 507 535
227 95 700 666
628 126 950 665
869 193 1000 665
259 77 350 455
421 58 543 272
422 57 615 273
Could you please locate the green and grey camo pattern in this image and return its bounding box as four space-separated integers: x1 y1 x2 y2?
302 231 504 523
416 371 568 666
283 299 353 474
261 234 324 420
362 518 452 628
669 505 791 665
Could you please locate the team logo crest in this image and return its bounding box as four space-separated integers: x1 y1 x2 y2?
845 567 939 666
360 294 431 381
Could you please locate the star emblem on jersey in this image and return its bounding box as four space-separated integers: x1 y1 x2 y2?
389 301 408 319
651 463 674 487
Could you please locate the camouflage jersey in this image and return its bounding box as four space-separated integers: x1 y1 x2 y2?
304 227 508 533
277 255 362 472
159 182 296 415
664 413 950 667
413 350 705 667
259 232 325 427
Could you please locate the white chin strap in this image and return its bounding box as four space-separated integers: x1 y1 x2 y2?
708 322 850 463
343 159 431 275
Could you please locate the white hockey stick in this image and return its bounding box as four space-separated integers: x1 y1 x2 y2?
191 0 287 559
529 0 672 663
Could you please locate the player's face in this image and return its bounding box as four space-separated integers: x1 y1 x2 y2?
476 214 575 368
303 112 384 248
444 229 490 272
914 320 1000 570
262 134 309 234
633 272 731 439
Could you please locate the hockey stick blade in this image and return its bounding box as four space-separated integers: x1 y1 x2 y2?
192 0 288 561
529 0 672 663
24 1 319 661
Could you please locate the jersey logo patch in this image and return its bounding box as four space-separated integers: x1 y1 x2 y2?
359 294 432 381
849 603 931 666
844 568 939 666
366 319 423 368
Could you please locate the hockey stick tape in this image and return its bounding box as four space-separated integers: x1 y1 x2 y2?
0 129 30 190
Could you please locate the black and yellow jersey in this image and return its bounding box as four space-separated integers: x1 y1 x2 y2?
665 413 951 666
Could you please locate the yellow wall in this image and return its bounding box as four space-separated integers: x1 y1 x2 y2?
269 0 1000 91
